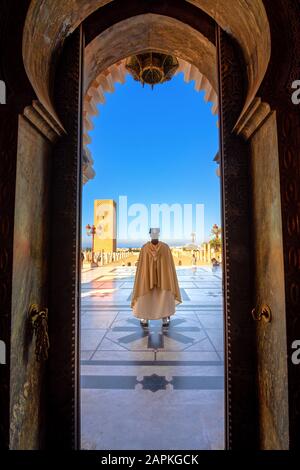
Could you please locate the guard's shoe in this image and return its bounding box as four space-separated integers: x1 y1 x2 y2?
162 316 170 327
140 319 149 328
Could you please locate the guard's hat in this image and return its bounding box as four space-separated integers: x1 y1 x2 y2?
149 227 160 239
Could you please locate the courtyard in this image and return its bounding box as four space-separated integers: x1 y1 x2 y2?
80 265 224 450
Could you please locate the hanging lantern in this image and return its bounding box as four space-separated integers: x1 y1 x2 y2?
126 52 179 89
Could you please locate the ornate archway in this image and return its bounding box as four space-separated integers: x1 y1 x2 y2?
19 0 287 452
23 0 270 123
1 0 299 452
82 56 219 183
44 3 260 447
83 57 218 147
82 14 220 181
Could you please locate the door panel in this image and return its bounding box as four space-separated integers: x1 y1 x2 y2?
217 26 258 448
251 111 289 449
9 115 51 449
47 26 84 449
0 109 18 449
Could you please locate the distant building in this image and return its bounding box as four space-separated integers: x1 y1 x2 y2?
94 199 117 252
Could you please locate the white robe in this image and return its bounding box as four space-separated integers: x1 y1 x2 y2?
133 287 176 320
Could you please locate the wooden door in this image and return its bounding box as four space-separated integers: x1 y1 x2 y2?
217 26 258 449
47 26 84 450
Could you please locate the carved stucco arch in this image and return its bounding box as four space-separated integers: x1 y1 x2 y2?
83 14 218 141
23 0 271 123
82 14 219 182
83 58 218 144
82 57 219 183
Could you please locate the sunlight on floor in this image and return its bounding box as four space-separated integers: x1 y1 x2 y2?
80 265 224 450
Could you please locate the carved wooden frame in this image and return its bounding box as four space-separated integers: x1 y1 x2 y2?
259 0 300 449
0 109 18 449
47 6 258 450
217 26 258 448
47 26 84 449
1 0 300 451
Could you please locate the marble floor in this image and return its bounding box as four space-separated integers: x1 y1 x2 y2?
80 265 224 450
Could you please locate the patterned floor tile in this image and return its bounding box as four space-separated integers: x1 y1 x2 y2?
80 265 224 450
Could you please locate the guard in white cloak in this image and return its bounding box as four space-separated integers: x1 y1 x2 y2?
131 228 182 327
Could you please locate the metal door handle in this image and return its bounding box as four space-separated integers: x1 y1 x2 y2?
251 304 272 323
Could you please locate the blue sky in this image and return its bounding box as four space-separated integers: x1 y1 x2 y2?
82 73 220 248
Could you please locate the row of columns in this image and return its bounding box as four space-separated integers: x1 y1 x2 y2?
171 245 221 264
198 244 221 263
83 250 131 266
84 247 221 266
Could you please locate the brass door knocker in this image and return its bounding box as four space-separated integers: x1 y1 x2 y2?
251 304 272 323
28 304 50 361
